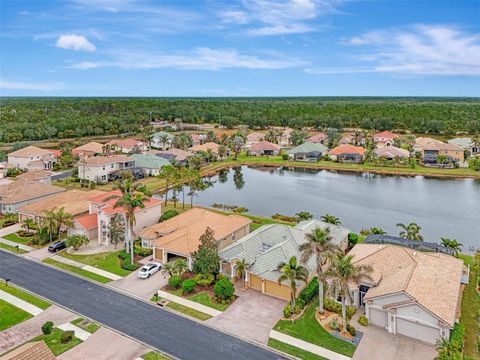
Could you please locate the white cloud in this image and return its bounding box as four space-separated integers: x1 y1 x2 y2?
56 34 96 52
311 25 480 76
248 23 315 36
70 47 304 70
219 10 249 24
0 80 64 92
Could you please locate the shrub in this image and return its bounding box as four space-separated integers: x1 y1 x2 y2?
271 213 298 223
168 275 182 289
347 323 356 336
299 277 319 305
133 245 152 257
358 315 368 326
194 273 214 287
449 323 464 352
232 207 248 213
16 230 33 238
60 330 74 344
182 279 196 294
160 210 179 222
281 153 289 160
214 278 234 300
119 251 139 271
283 303 292 318
294 299 305 314
41 321 53 335
324 298 342 314
330 318 339 331
348 233 359 247
346 305 357 320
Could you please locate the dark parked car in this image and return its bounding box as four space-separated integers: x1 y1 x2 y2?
48 240 66 252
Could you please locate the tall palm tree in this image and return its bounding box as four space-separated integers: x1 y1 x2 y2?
107 214 125 249
54 207 73 239
299 227 340 313
235 258 249 287
42 209 58 243
440 238 462 257
105 178 151 265
326 253 373 333
321 214 341 226
158 165 179 205
277 256 309 310
396 222 423 241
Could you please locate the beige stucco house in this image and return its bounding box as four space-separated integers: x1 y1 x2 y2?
77 155 135 183
7 146 56 171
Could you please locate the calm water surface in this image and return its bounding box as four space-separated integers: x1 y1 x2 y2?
195 166 480 252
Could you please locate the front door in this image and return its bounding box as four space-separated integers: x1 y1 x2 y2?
359 285 370 307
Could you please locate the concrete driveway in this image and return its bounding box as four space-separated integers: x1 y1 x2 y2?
58 327 148 360
353 324 436 360
109 267 168 300
207 287 286 345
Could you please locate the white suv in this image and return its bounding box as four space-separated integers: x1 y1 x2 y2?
137 262 161 279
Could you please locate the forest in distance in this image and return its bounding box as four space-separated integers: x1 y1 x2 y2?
0 97 479 143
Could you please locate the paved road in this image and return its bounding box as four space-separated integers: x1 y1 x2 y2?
0 251 287 360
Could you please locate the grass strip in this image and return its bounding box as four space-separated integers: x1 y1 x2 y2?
268 338 328 360
43 258 111 284
31 328 82 356
0 299 32 331
71 317 100 334
0 283 50 310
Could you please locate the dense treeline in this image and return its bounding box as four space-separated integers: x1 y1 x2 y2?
0 97 479 143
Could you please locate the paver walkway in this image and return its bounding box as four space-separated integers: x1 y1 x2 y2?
50 255 122 281
157 289 222 317
270 330 352 360
0 289 43 316
0 305 76 354
0 237 32 252
58 322 91 341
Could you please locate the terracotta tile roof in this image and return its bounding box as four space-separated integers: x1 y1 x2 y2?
328 144 366 156
75 212 98 230
89 190 161 215
247 133 265 141
1 341 56 360
374 146 410 158
250 141 281 152
422 142 464 151
374 131 399 139
415 137 443 146
8 146 53 158
307 133 327 143
16 169 53 181
50 149 62 158
18 189 106 217
140 208 251 256
349 244 464 326
189 142 220 153
0 179 65 204
80 155 132 166
72 142 104 155
106 139 144 148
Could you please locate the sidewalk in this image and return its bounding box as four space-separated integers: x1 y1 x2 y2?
58 323 92 341
50 255 122 281
270 330 352 360
0 289 43 316
0 237 32 252
157 290 222 317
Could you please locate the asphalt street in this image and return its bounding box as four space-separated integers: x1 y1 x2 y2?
0 251 288 360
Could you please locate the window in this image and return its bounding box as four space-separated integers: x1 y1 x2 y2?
103 166 105 170
111 164 114 168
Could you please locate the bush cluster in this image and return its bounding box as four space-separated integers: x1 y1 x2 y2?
348 233 359 247
194 273 215 287
119 250 139 271
182 279 196 294
60 330 74 344
160 210 179 222
347 323 357 336
133 245 152 257
323 298 356 320
41 321 53 335
283 278 318 318
168 275 182 289
214 278 234 301
271 213 298 223
358 315 368 326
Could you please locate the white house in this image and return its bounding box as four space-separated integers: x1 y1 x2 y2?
105 139 147 154
348 244 465 344
150 132 174 150
77 155 135 183
7 146 56 171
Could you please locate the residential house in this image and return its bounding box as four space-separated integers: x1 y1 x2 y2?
77 155 136 183
69 190 162 245
1 341 56 360
279 128 294 147
420 142 465 165
72 142 105 158
249 141 281 156
448 137 479 156
16 169 53 184
154 148 192 164
246 133 265 148
189 142 221 154
307 132 328 145
7 146 56 171
129 154 170 176
374 146 410 160
150 132 174 150
106 139 146 154
328 144 366 163
219 220 350 300
364 234 453 255
18 189 106 223
139 208 251 269
0 179 65 214
348 243 465 344
338 134 354 145
373 131 399 148
190 133 207 146
413 137 443 153
287 142 328 162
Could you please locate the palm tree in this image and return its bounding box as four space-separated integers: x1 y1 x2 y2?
158 165 179 205
326 253 373 333
235 258 249 287
159 133 170 149
396 222 423 241
105 178 151 265
435 337 457 360
54 207 73 239
299 227 340 313
440 238 462 257
173 258 188 276
321 214 341 225
21 218 36 234
218 145 227 160
42 209 58 243
277 256 309 310
295 211 313 221
107 214 125 249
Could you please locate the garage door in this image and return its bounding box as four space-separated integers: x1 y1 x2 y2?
396 318 439 344
369 308 388 328
249 274 263 291
264 280 290 300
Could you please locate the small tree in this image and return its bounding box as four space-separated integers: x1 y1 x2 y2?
107 215 125 249
296 211 313 221
277 256 308 310
214 278 235 301
321 214 341 225
173 258 188 276
191 227 220 276
65 234 89 250
235 259 249 286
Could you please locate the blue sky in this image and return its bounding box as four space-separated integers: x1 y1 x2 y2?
1 0 479 96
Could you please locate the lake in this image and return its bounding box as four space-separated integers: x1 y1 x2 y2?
194 166 480 253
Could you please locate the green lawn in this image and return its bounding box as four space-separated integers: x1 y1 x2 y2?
151 295 212 321
459 254 480 358
58 250 131 277
273 300 356 357
43 258 112 283
31 328 82 356
2 233 33 245
0 242 27 254
268 338 327 360
71 317 100 334
142 351 170 360
167 289 230 312
0 283 50 310
0 299 32 331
